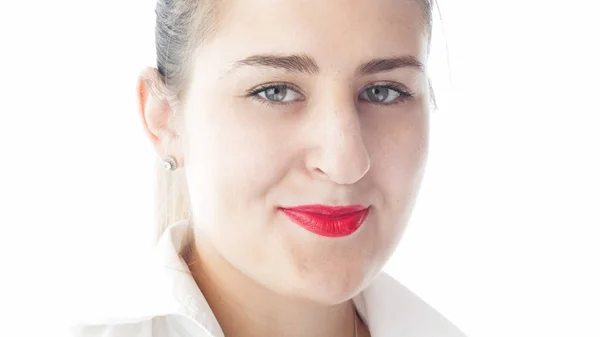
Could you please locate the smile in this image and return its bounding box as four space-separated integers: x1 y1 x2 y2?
278 204 370 238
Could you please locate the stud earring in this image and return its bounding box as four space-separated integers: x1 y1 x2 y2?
162 156 178 171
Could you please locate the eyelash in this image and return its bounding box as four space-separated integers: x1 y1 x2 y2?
246 82 302 107
245 81 414 107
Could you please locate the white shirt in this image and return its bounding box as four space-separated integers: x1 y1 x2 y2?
72 221 467 337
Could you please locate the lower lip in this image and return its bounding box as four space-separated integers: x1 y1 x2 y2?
279 205 370 238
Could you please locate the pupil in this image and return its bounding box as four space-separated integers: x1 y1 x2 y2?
268 87 286 101
370 87 388 102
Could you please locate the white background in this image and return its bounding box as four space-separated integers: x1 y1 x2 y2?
1 0 599 336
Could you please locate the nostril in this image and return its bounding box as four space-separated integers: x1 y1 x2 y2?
313 167 328 179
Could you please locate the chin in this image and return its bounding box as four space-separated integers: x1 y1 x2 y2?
286 265 373 306
271 232 385 305
300 280 366 306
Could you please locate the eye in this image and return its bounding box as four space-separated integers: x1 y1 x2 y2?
248 83 304 104
359 84 413 104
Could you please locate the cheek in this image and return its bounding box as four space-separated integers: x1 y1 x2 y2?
182 104 294 221
364 105 429 237
366 103 429 180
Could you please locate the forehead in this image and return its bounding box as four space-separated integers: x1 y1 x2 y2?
196 0 429 75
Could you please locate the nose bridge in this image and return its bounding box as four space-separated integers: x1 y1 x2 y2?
316 79 361 142
305 87 371 185
325 101 362 151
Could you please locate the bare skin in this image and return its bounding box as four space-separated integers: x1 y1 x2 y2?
137 0 431 336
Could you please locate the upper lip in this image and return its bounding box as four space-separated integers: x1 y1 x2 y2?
278 204 369 217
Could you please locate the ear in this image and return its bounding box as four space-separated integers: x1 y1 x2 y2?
136 67 184 168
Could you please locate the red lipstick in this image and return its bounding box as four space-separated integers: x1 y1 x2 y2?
279 204 370 238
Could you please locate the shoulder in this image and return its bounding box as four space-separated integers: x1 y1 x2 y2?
68 291 183 337
360 272 468 337
68 261 182 336
70 319 154 337
70 314 214 337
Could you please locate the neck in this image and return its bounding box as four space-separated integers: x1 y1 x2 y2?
186 235 366 337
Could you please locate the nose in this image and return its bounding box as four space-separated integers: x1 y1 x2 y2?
304 100 371 185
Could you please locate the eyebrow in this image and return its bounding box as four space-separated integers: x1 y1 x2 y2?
357 56 424 75
229 53 423 75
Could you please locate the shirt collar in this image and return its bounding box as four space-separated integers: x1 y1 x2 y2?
141 220 466 337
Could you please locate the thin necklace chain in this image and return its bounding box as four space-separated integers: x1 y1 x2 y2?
353 310 358 337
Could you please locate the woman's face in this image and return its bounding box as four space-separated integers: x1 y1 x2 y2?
181 0 430 304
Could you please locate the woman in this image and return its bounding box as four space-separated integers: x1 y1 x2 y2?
75 0 467 336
